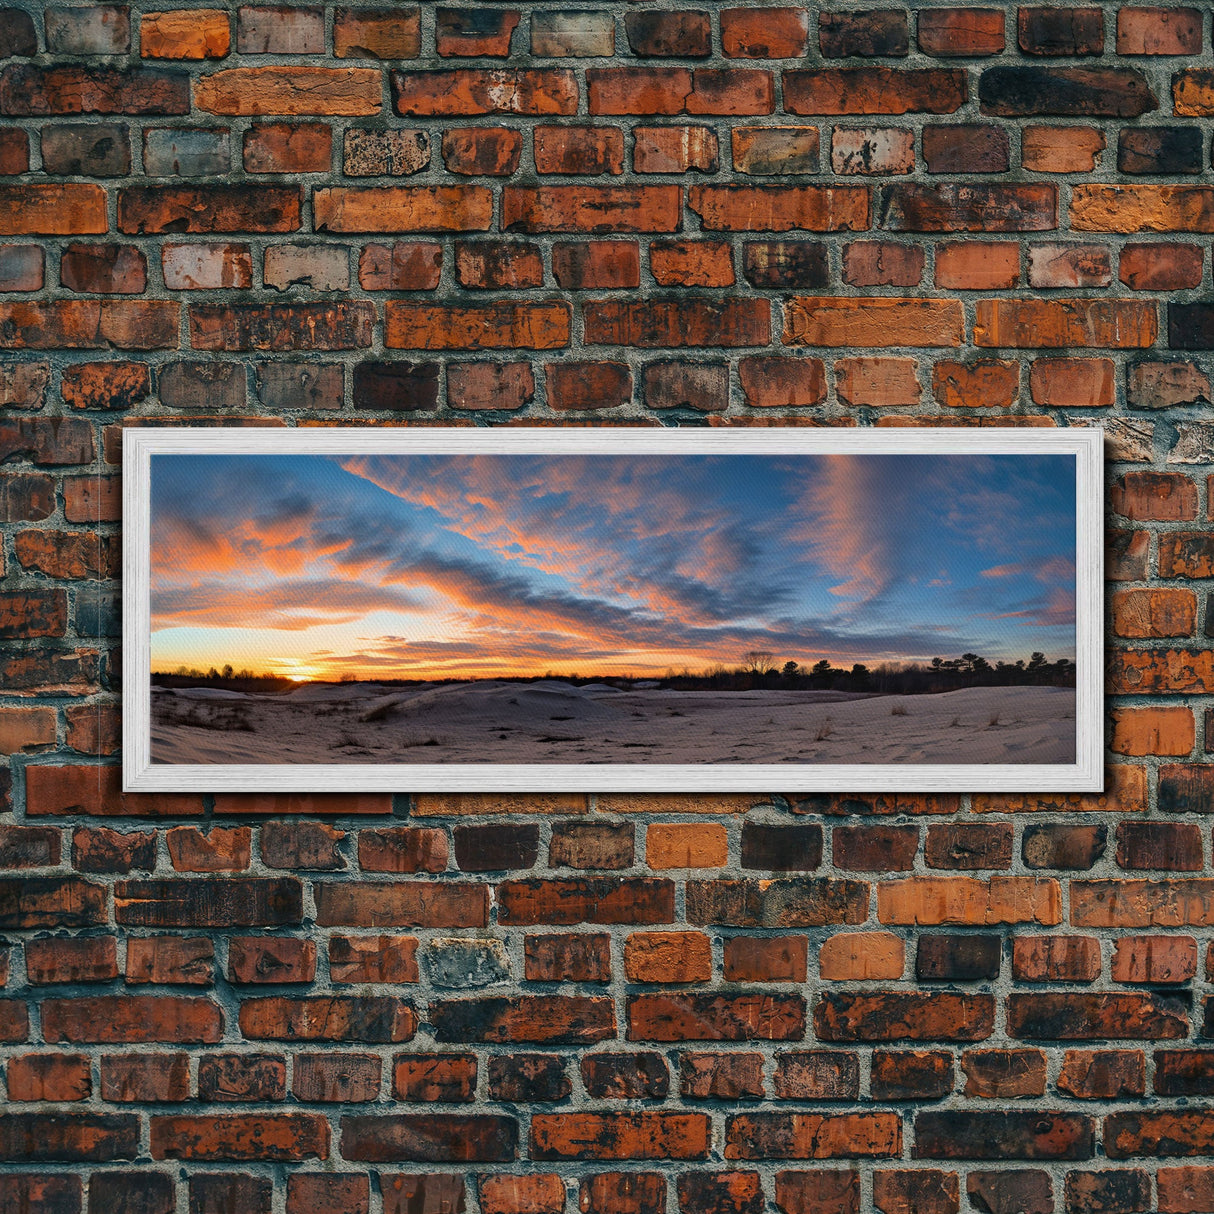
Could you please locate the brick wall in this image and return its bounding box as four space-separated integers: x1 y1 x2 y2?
1 2 1214 1212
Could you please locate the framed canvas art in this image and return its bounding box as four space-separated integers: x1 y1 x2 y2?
123 426 1102 792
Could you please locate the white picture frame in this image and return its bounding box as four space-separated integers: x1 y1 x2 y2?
124 425 1103 793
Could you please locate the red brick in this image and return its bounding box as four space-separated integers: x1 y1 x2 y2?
547 361 632 411
1113 935 1198 984
651 240 734 287
935 240 1020 289
786 298 963 347
480 1175 564 1214
1012 935 1101 982
635 125 718 173
0 64 190 115
1111 706 1195 756
585 299 769 348
0 245 42 290
1057 1050 1145 1099
329 935 418 984
1112 472 1198 520
689 184 867 231
628 993 806 1042
534 125 623 175
7 1053 91 1101
589 67 772 116
436 8 519 56
386 301 569 350
726 1111 901 1160
1112 588 1198 638
442 127 522 175
340 1113 517 1162
974 298 1157 348
932 359 1019 408
1118 6 1202 54
525 933 612 982
287 1175 368 1214
784 69 967 114
315 186 491 233
455 241 543 290
738 356 826 407
552 241 640 289
243 123 332 172
151 1113 329 1161
190 302 374 351
1120 242 1203 290
60 243 147 294
836 357 921 407
228 937 317 983
240 996 415 1043
393 1053 476 1102
42 996 222 1043
832 127 913 176
0 128 28 174
141 9 231 59
394 69 576 116
873 1171 959 1214
126 937 214 986
334 9 420 59
166 825 252 872
843 241 923 287
1029 357 1115 406
625 931 712 983
532 1111 710 1161
0 300 179 349
919 9 1005 56
625 11 711 57
195 66 379 115
430 995 615 1044
721 8 809 57
119 185 300 233
292 1052 381 1103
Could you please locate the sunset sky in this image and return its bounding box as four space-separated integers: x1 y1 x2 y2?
149 451 1078 682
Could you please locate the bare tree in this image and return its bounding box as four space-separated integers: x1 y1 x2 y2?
742 650 776 676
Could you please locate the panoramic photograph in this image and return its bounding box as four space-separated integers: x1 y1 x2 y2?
147 449 1079 767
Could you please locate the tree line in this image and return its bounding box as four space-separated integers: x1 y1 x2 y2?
654 649 1076 695
154 649 1076 697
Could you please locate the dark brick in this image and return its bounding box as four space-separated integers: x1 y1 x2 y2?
625 11 712 57
819 11 910 57
925 824 1012 870
1018 7 1104 55
1119 126 1203 175
1022 824 1107 870
340 1113 518 1162
487 1053 571 1101
967 1172 1053 1214
189 1175 272 1214
742 241 828 288
352 360 440 410
979 66 1158 117
916 934 1002 981
740 823 823 871
453 823 540 871
912 1111 1094 1160
549 822 634 870
42 123 131 176
870 1050 954 1101
582 1051 670 1099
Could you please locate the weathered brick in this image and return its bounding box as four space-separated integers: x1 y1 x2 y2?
196 66 381 115
784 68 966 114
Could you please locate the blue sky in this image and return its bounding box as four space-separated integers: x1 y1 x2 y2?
149 451 1077 680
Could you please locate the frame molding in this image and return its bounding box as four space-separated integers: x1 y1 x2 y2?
124 425 1103 793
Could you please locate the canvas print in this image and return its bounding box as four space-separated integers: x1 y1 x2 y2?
124 428 1101 791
